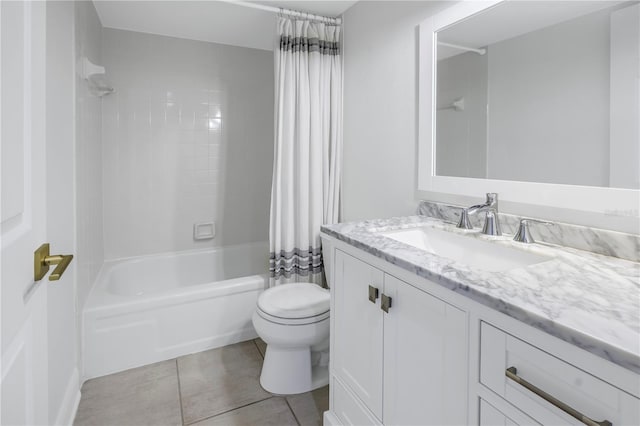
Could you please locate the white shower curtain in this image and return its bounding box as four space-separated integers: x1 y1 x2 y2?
269 16 342 287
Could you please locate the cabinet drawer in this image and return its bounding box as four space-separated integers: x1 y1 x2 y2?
480 322 640 426
333 377 382 426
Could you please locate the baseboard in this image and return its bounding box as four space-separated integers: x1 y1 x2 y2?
323 410 342 426
53 367 81 426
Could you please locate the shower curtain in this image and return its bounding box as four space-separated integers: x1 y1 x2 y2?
269 16 342 287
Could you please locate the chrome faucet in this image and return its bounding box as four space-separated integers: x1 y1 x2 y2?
457 193 502 236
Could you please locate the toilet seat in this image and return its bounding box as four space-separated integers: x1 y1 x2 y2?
257 283 329 325
256 308 329 325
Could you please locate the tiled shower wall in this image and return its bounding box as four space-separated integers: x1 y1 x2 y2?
102 29 273 259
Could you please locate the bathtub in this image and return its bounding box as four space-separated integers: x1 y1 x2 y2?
83 242 269 379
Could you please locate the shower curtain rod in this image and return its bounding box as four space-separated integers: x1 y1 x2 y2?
218 0 342 24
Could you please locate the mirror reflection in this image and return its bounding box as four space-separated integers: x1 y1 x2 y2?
435 1 639 189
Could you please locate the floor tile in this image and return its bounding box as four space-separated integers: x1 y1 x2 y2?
74 360 182 426
177 341 270 424
286 386 329 426
190 397 297 426
253 338 267 359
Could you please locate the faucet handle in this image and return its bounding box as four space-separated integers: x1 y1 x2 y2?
457 208 473 229
513 218 552 244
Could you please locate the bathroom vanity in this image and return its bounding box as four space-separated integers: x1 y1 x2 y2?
321 0 640 423
321 213 640 426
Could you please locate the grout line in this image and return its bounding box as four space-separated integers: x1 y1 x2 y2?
184 396 275 426
285 397 302 426
176 359 186 426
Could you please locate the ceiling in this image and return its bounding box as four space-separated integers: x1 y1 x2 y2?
93 1 357 51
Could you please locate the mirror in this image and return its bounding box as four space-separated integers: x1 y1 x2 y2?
434 1 639 190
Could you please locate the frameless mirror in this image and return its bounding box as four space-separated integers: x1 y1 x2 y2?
435 1 639 189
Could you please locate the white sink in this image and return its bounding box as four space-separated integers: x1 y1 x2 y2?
379 227 550 272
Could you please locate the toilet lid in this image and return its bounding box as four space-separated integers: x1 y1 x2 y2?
258 283 329 319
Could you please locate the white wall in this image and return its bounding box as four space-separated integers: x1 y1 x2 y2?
75 0 105 390
75 0 104 319
487 9 610 187
47 1 80 422
101 29 273 260
342 1 451 221
342 1 638 233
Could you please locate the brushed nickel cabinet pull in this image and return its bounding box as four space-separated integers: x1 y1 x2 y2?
368 285 379 303
505 367 612 426
381 294 392 313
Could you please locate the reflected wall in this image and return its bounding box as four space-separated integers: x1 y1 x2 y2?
435 2 639 189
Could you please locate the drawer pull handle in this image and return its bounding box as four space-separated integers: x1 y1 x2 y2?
368 285 379 303
505 367 612 426
381 294 392 313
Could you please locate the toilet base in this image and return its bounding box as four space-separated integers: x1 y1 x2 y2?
259 345 329 395
311 364 330 390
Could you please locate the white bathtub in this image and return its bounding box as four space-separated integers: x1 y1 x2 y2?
83 242 268 379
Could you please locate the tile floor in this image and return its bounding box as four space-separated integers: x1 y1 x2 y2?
74 339 329 426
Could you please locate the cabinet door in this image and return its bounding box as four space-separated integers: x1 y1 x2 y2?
480 399 529 426
383 274 467 426
333 377 383 426
333 250 384 420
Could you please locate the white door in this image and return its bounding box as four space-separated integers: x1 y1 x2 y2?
1 1 50 424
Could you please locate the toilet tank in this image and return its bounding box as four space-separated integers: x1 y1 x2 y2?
320 234 334 288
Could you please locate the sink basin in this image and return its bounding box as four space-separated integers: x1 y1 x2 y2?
378 227 550 272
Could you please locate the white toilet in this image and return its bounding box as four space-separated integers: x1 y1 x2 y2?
252 237 334 395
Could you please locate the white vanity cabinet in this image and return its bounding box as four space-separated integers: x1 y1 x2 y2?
331 249 468 426
479 399 531 426
326 238 640 426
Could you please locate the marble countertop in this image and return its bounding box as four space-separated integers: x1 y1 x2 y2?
321 215 640 374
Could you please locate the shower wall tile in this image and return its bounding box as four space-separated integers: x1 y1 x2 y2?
102 29 274 260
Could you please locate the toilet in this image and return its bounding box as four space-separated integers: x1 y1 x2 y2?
252 236 334 395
